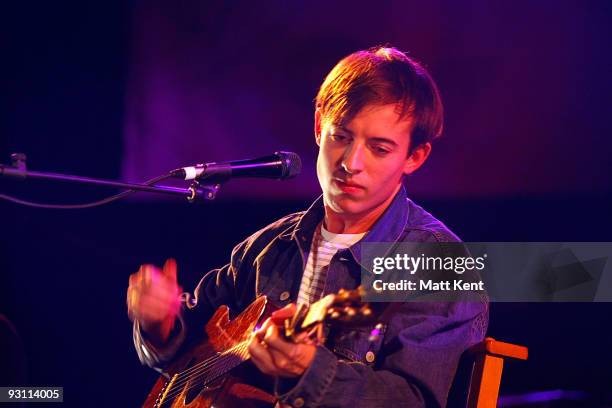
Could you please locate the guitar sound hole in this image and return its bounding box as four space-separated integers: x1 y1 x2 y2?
184 383 200 405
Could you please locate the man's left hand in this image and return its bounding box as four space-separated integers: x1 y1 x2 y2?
248 304 317 378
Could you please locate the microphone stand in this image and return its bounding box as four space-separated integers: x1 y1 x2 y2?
0 153 220 203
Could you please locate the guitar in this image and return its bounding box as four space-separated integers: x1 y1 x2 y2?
142 288 376 408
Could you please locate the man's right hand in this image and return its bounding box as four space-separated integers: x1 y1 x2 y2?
127 258 182 347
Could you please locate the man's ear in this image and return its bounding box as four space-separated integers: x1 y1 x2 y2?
403 143 432 175
314 109 322 146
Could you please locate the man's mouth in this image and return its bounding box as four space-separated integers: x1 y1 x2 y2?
334 178 365 193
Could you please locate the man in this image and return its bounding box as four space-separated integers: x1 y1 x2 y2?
127 46 488 407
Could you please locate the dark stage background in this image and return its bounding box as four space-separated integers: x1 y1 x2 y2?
2 1 612 407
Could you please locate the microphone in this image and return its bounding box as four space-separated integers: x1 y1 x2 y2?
171 151 301 183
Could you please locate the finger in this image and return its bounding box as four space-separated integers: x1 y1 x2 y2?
263 325 300 359
267 345 292 369
270 303 297 324
162 258 177 282
268 348 303 377
140 264 156 287
248 337 277 375
254 317 274 342
127 287 140 320
295 332 316 345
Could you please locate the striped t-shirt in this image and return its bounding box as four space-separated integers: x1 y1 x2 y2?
297 222 366 306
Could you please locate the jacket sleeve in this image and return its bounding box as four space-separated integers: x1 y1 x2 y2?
132 212 302 371
277 297 489 408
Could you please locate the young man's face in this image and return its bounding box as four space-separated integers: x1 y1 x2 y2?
315 103 428 221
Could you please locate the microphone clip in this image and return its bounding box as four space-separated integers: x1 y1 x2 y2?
187 181 221 203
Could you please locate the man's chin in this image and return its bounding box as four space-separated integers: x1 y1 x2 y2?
330 197 367 216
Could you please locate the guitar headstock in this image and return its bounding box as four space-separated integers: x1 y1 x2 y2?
324 287 375 325
285 287 378 343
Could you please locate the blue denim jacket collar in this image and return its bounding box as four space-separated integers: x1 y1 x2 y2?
279 185 410 268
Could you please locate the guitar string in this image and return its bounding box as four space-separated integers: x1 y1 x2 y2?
165 341 249 395
161 345 250 403
162 339 249 395
159 341 251 403
160 354 247 406
171 339 248 382
159 350 247 408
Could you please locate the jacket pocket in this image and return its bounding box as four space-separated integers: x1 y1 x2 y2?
330 324 386 366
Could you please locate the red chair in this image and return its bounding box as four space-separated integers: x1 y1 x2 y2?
466 337 528 408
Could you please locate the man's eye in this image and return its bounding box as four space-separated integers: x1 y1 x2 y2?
330 134 348 142
372 146 391 155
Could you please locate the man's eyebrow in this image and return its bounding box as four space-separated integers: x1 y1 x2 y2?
336 125 354 134
334 126 399 147
369 137 399 147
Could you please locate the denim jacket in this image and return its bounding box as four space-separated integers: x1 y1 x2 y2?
134 186 489 407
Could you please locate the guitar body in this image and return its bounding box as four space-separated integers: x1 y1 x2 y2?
142 296 277 408
141 288 372 407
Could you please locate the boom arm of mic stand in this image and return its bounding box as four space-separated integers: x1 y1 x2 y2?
0 153 220 203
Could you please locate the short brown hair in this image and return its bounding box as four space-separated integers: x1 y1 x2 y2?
315 46 443 153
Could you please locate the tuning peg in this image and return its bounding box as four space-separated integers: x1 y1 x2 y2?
362 307 372 316
343 307 356 317
330 311 341 319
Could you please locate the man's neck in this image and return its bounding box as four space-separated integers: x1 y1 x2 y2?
323 185 401 234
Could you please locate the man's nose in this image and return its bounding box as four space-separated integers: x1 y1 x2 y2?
341 142 365 174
